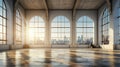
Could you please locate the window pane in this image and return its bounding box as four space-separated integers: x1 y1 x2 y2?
76 28 82 33
38 28 44 32
3 19 6 26
65 28 70 32
29 23 34 27
39 23 45 27
3 9 6 17
87 22 93 27
65 23 70 27
51 33 57 38
3 27 6 33
76 23 83 27
87 28 93 33
52 23 57 27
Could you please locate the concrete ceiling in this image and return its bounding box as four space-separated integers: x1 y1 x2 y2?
77 0 105 9
19 0 106 10
47 0 75 9
19 0 45 9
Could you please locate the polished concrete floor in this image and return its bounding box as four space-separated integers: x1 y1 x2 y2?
0 48 120 67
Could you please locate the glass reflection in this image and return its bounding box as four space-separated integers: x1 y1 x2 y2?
69 49 77 67
6 51 16 66
0 49 119 67
0 52 6 66
51 49 70 66
20 50 29 66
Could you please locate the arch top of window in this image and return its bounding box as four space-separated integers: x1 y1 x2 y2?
77 16 94 23
30 16 44 22
52 16 70 23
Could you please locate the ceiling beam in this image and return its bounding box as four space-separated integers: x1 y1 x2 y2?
106 0 112 13
72 0 79 21
43 0 49 21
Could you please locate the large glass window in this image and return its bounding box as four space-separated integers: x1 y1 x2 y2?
0 0 7 44
16 9 22 45
101 9 110 44
76 16 94 45
29 16 45 45
51 16 70 45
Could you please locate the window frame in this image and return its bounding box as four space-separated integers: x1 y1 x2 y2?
76 16 94 45
51 16 70 45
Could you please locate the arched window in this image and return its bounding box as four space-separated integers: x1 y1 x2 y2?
16 9 22 45
76 16 94 45
101 8 110 44
51 16 70 45
29 16 45 45
0 0 7 44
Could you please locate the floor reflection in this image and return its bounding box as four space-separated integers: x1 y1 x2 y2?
0 49 120 67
